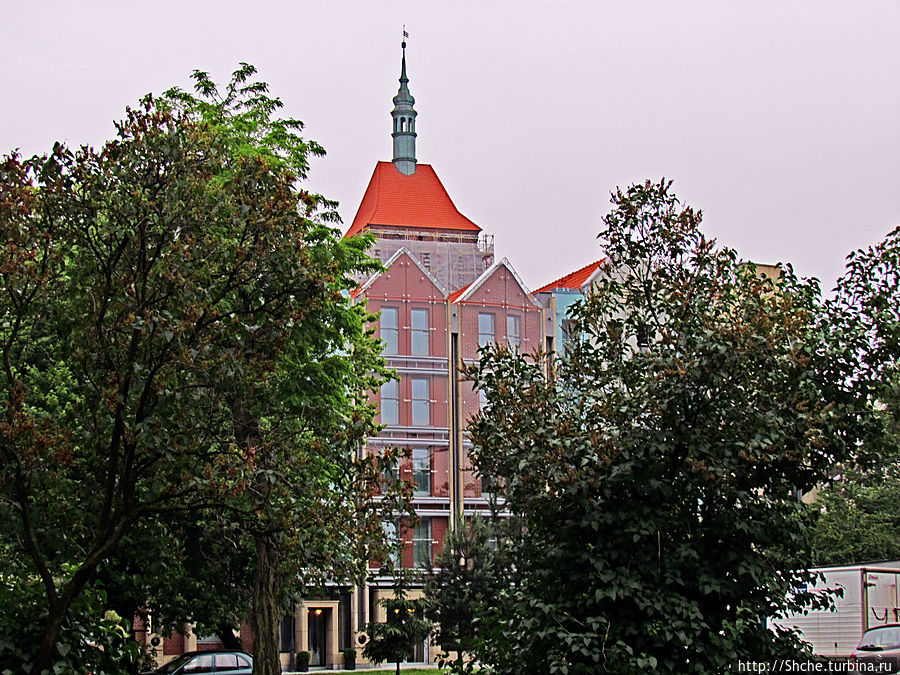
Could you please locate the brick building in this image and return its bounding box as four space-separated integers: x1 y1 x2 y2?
338 39 545 667
145 40 549 670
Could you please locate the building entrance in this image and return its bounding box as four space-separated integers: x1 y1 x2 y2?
308 608 328 667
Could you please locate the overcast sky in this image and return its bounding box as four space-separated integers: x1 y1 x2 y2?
3 0 898 293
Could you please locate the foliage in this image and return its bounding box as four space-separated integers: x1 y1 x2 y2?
464 179 861 673
810 226 900 566
0 64 400 675
812 467 900 566
0 571 151 675
364 574 432 675
425 515 501 674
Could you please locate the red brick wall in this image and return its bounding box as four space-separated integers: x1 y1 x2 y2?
455 264 543 497
163 632 184 655
364 252 448 358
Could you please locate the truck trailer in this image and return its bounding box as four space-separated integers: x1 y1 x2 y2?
773 562 900 658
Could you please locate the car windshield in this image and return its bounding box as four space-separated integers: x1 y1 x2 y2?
156 654 193 674
859 627 900 650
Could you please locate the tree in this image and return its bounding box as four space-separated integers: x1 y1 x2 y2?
425 515 502 674
0 65 396 675
464 180 861 673
363 574 432 675
812 468 900 566
810 226 900 566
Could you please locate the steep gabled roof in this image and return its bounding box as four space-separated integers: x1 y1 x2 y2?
350 247 448 299
345 162 482 237
533 259 606 294
451 258 542 308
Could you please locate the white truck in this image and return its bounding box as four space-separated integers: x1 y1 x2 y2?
773 562 900 658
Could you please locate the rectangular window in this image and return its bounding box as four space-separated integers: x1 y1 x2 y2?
411 377 430 427
380 380 399 426
381 458 400 493
413 518 432 568
383 521 401 569
478 388 488 410
412 448 431 495
478 313 495 347
637 323 652 351
507 314 521 349
562 318 578 347
380 307 398 355
410 308 429 356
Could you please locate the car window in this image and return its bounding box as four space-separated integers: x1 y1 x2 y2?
182 654 215 673
235 654 251 668
157 655 193 674
214 654 239 671
859 627 900 649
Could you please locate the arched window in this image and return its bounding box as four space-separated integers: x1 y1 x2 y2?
400 117 406 132
409 118 415 132
393 118 398 132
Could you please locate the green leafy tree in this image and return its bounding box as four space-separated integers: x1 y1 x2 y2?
812 469 900 566
0 65 398 675
363 574 432 675
464 180 862 673
810 226 900 566
425 515 502 674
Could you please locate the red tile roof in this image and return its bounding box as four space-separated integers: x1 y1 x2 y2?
345 162 482 237
533 259 605 294
447 283 471 303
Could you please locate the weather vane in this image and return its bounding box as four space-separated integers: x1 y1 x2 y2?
402 25 409 49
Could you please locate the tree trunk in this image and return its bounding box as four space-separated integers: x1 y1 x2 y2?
250 533 282 675
31 536 120 675
217 623 243 650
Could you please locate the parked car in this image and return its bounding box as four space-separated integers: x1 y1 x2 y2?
143 650 253 675
851 624 900 674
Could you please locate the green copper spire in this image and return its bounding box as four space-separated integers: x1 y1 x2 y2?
391 33 417 175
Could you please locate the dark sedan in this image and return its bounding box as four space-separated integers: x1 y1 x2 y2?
144 650 253 675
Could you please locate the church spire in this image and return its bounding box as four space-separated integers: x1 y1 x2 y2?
391 31 417 175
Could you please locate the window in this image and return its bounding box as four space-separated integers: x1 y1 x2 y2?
182 654 215 674
410 308 429 356
381 458 400 493
411 377 430 426
478 388 488 410
562 318 578 347
278 617 294 654
380 380 399 426
637 323 652 351
215 653 247 672
383 521 401 568
507 314 521 349
481 473 496 497
412 448 431 495
478 313 495 347
413 518 432 567
380 307 398 355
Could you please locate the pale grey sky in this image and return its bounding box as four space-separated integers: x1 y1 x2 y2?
2 0 898 293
